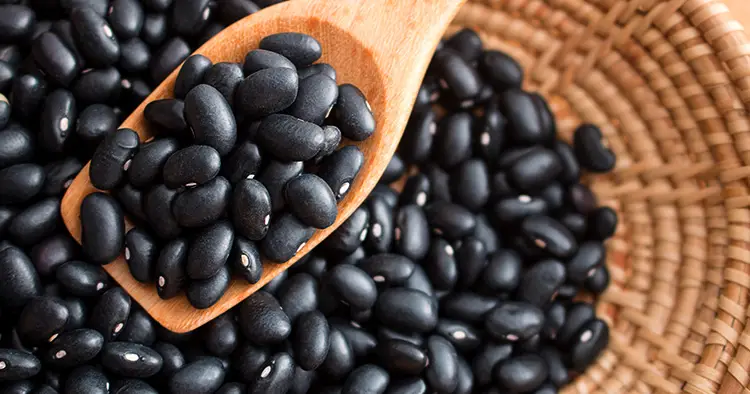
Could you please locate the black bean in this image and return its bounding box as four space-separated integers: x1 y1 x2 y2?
376 339 426 376
432 112 472 169
0 62 12 93
371 184 399 209
256 161 300 214
560 211 588 240
111 379 158 394
374 288 437 333
28 234 74 278
356 254 412 288
187 220 233 280
541 301 566 341
319 149 366 205
127 138 178 188
435 319 480 354
323 206 368 255
261 212 314 263
446 237 484 290
290 63 331 83
12 73 48 122
573 124 615 172
284 174 337 229
485 301 543 342
61 296 88 330
215 0 258 24
480 250 521 295
17 297 67 349
273 273 316 324
223 182 270 245
256 114 323 161
0 126 34 169
143 98 187 134
220 140 260 182
150 36 190 83
287 73 338 125
118 37 150 73
450 159 489 211
162 145 221 189
452 356 474 394
0 246 40 308
216 382 246 394
186 264 230 309
200 314 238 357
238 290 291 345
331 84 375 141
140 12 167 47
374 326 420 348
445 28 482 63
520 215 577 258
566 241 604 287
242 48 294 76
585 265 609 295
80 192 124 264
432 48 481 102
89 128 139 190
556 302 595 348
106 0 143 39
555 284 578 301
518 259 566 307
507 148 562 192
171 0 211 35
423 335 458 394
500 89 553 145
588 206 617 240
70 7 119 67
44 328 103 369
470 342 512 387
539 182 565 212
478 50 522 90
568 318 608 371
65 366 109 394
42 158 81 196
319 327 354 379
231 342 268 383
497 146 539 171
291 310 329 371
309 123 340 163
32 32 79 87
539 347 568 387
88 287 130 342
230 237 262 284
174 54 211 99
74 67 122 104
76 104 117 142
341 364 389 394
362 196 394 254
259 32 321 67
248 352 295 394
203 62 243 104
0 206 14 239
399 109 435 165
324 264 377 310
549 141 579 186
0 5 35 44
399 174 430 208
8 197 60 246
0 349 41 381
142 184 181 240
385 378 427 394
424 201 476 239
494 354 548 393
101 341 162 378
173 176 231 228
441 292 497 324
39 89 76 154
184 84 237 156
234 68 298 119
424 237 457 290
567 183 597 215
391 205 429 261
168 357 225 394
154 342 185 377
118 308 155 346
492 194 546 224
122 228 157 282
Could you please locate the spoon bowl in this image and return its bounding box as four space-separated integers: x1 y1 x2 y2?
61 0 465 333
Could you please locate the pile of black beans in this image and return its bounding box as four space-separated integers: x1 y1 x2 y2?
0 0 618 392
82 30 375 309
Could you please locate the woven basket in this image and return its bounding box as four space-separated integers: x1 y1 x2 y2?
446 1 750 393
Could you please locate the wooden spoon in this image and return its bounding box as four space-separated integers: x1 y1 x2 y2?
61 0 466 333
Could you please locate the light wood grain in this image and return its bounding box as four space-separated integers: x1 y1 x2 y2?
60 0 466 333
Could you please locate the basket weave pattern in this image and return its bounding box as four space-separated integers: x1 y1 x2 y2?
450 1 750 393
